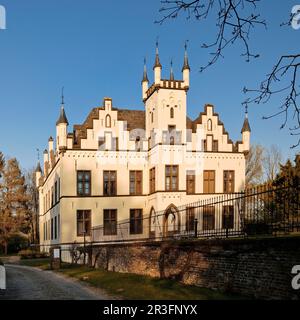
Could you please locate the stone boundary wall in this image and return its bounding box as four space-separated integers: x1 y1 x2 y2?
90 237 300 299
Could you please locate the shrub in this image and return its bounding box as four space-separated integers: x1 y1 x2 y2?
18 249 49 260
7 233 28 254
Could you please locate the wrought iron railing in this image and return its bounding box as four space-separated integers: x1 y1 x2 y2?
91 184 300 244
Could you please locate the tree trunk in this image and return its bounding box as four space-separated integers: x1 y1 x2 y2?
4 241 8 255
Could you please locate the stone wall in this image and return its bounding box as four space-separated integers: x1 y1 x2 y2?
91 237 300 300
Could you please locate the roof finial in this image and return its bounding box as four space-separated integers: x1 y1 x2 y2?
154 37 162 69
182 40 190 71
142 57 149 83
61 86 65 106
170 59 174 80
57 87 69 126
241 104 251 133
35 148 42 173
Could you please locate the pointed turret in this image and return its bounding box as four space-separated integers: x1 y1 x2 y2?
43 149 49 176
153 40 162 85
241 106 251 153
56 106 69 126
35 162 42 173
35 162 42 187
170 60 174 80
182 42 190 89
56 88 68 151
142 58 149 101
241 107 251 133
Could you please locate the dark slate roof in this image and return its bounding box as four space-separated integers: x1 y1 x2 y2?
182 54 190 71
241 117 251 133
142 66 149 83
35 162 42 173
153 53 162 69
56 106 69 126
117 109 145 131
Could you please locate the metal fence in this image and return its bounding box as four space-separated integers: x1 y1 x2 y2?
91 184 300 244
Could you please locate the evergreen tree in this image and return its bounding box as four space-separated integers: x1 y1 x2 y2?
0 158 29 254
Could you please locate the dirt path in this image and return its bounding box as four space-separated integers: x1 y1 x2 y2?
0 264 113 300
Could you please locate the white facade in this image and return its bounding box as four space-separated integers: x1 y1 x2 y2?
36 47 250 247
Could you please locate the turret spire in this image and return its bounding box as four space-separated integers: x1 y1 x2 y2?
153 39 162 69
241 105 251 133
170 59 174 80
182 41 190 71
142 57 149 83
56 87 69 126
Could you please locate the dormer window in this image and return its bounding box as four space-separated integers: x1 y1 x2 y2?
105 115 111 128
207 119 212 131
170 107 174 119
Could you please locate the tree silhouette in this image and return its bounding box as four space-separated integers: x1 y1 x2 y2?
157 1 300 147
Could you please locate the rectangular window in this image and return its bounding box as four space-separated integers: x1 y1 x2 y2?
76 210 91 236
168 125 176 145
51 218 54 240
113 137 119 151
51 187 54 208
165 165 179 191
130 171 143 195
224 170 235 193
58 214 60 239
149 167 156 194
104 209 117 235
103 171 117 196
202 139 207 151
77 171 91 196
212 140 218 152
98 137 105 149
130 209 143 234
203 170 215 193
54 216 57 239
186 207 195 232
222 205 234 229
186 170 195 194
203 206 215 230
54 181 58 203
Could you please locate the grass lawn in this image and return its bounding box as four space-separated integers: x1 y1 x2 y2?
19 258 51 270
19 258 245 300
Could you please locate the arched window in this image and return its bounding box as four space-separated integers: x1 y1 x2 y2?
170 107 174 119
207 119 212 131
105 115 111 128
149 207 156 238
164 204 180 236
135 136 141 151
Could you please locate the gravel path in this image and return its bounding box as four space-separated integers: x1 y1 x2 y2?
0 264 112 300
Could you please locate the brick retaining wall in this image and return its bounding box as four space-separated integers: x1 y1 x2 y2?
91 237 300 299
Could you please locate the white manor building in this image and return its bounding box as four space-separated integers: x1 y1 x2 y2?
36 45 251 247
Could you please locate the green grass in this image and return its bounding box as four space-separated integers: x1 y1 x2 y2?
19 258 51 270
58 265 244 300
19 259 246 300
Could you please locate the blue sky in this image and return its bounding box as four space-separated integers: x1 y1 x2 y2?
0 0 299 169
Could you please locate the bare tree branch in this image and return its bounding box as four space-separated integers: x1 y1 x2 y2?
243 54 300 147
156 0 266 70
